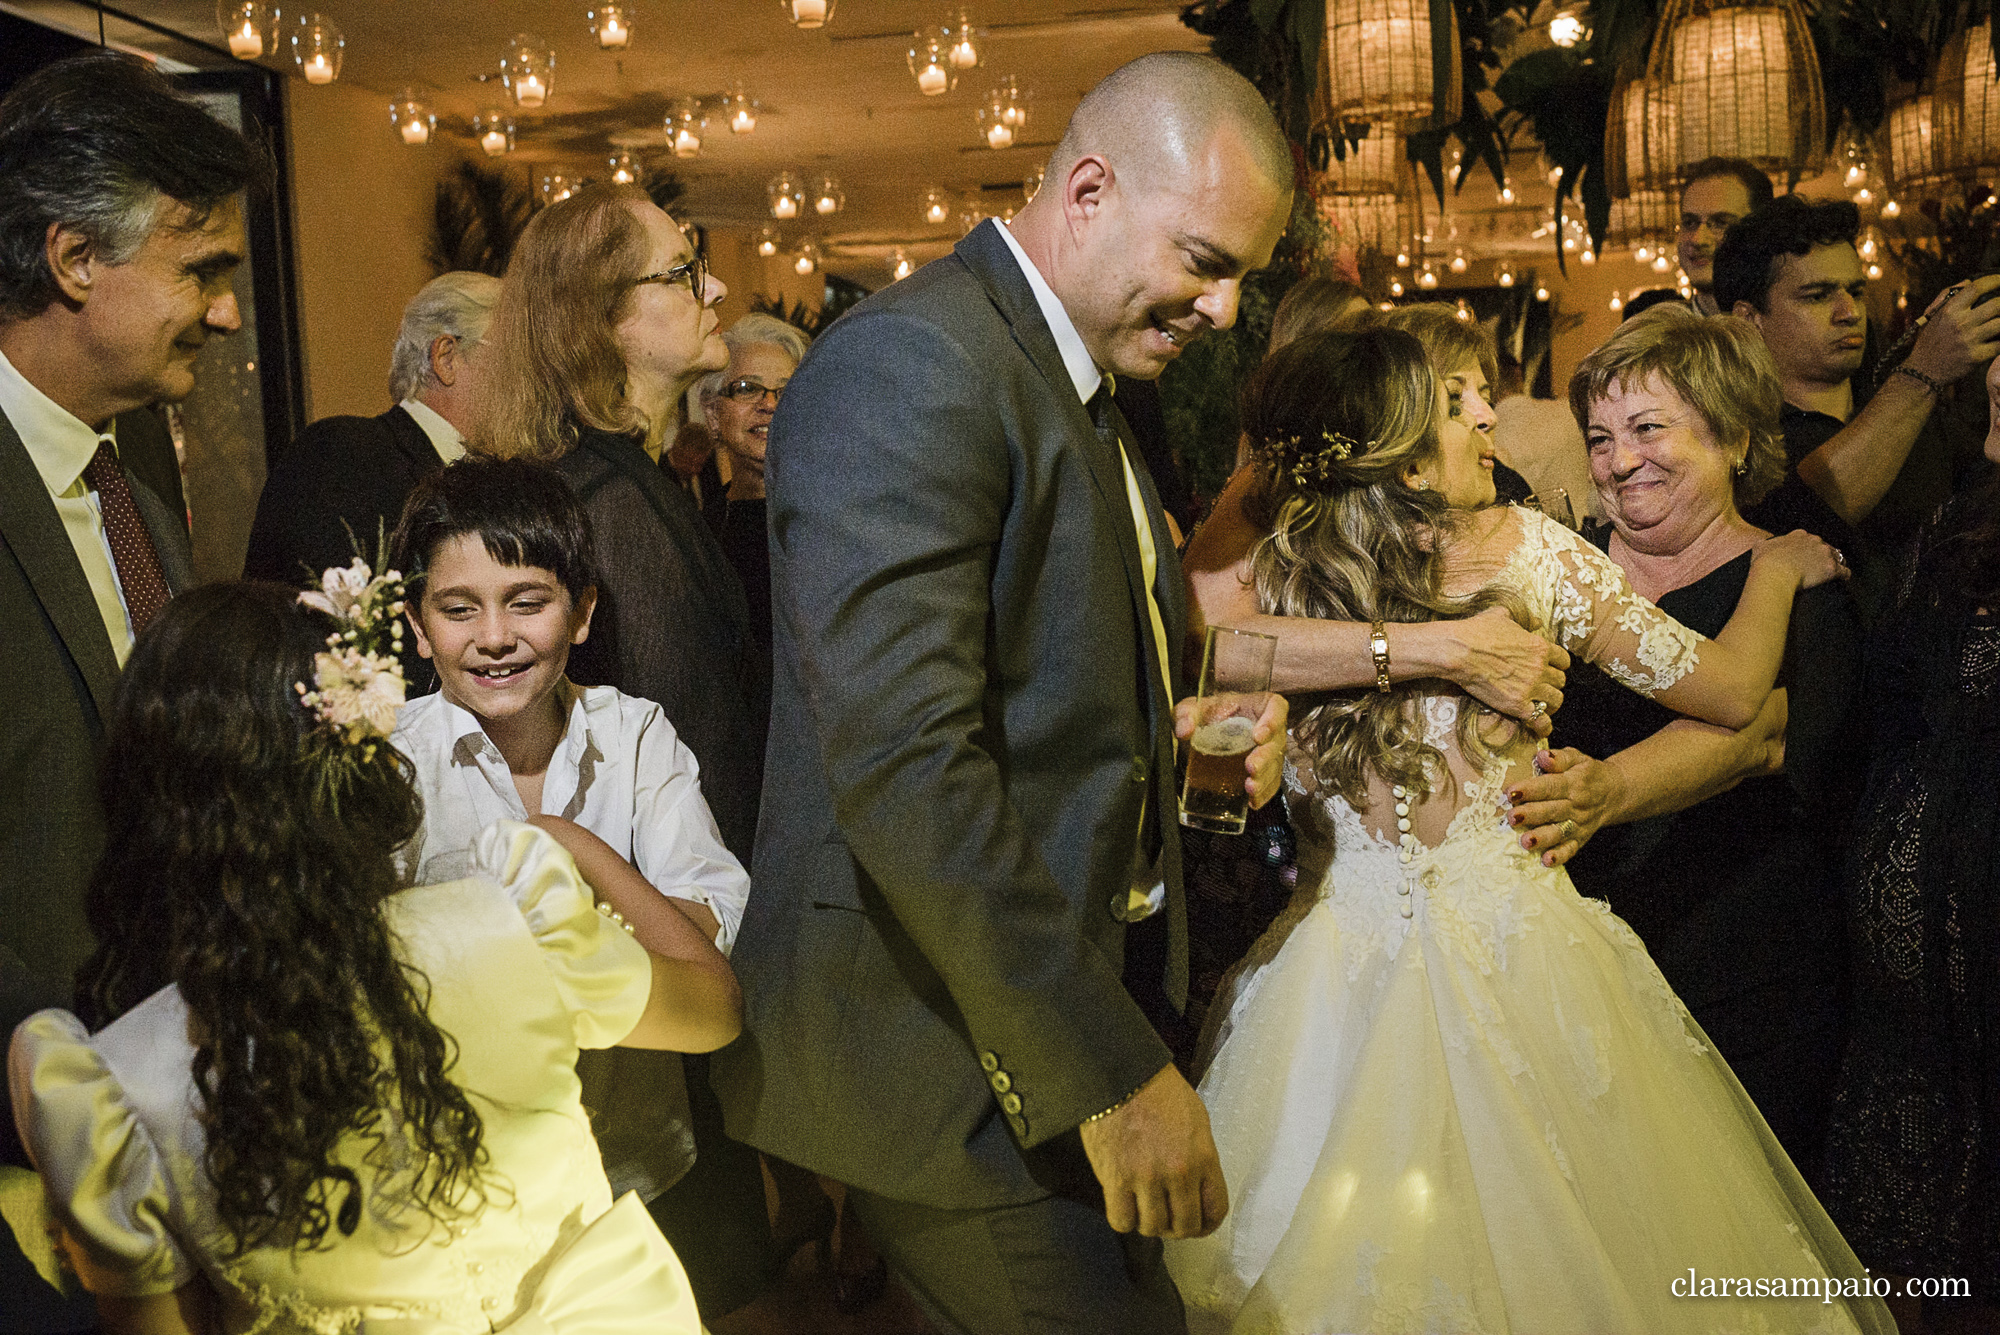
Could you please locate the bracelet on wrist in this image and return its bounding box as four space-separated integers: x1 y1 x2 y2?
1369 620 1392 694
1895 364 1944 396
1083 1087 1140 1125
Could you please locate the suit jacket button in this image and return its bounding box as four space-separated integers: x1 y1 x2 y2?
989 1071 1012 1093
979 1051 999 1073
1000 1092 1022 1115
1007 1113 1028 1138
1130 755 1148 783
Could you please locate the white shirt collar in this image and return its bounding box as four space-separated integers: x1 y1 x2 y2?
0 345 112 495
399 396 466 464
994 219 1102 405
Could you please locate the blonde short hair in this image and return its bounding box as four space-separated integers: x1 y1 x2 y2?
1567 305 1787 510
1377 303 1498 388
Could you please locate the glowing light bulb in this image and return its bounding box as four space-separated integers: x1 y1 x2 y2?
1449 251 1468 274
1499 184 1516 204
1535 285 1550 301
1853 187 1874 206
1845 164 1866 187
1608 293 1624 312
1549 12 1585 46
1579 247 1595 265
1635 243 1654 262
1651 253 1672 273
1418 267 1438 290
1395 249 1410 267
1498 269 1515 288
1389 279 1405 297
1866 262 1883 279
1882 199 1902 219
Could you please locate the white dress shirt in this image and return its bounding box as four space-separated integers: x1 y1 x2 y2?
397 396 467 463
994 220 1172 920
393 680 749 953
0 347 136 663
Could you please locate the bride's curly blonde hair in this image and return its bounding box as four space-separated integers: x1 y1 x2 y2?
1243 327 1522 806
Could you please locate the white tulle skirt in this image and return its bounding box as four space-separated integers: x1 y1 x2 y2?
1166 804 1894 1335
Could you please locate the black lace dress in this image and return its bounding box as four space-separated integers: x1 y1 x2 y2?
1557 530 1862 1187
1825 488 2000 1299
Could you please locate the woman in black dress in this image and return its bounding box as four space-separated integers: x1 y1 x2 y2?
1820 355 2000 1331
1506 306 1862 1186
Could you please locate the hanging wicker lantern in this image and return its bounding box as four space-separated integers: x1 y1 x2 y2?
1322 125 1401 195
1317 193 1402 251
1604 74 1680 199
1647 0 1824 180
1604 189 1677 259
1930 21 2000 177
1887 95 1944 193
1324 0 1460 126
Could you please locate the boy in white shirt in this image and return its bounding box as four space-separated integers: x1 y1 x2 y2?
389 455 748 952
388 456 753 1256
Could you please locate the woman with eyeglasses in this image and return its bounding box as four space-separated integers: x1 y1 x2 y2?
474 185 778 1319
699 312 811 700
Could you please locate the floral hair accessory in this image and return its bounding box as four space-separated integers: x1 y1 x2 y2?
296 556 409 748
1253 427 1373 491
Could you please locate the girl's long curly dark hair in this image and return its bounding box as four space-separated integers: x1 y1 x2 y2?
74 582 486 1253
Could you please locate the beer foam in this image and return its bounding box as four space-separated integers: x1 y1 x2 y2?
1193 716 1257 756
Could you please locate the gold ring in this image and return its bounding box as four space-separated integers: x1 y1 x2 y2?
1559 818 1577 841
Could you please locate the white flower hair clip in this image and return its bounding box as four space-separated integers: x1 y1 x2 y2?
296 557 409 747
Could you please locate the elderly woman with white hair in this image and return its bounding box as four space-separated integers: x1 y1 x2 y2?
697 311 811 669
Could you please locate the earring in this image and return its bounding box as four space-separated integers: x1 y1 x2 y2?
1416 478 1432 491
1733 456 1748 476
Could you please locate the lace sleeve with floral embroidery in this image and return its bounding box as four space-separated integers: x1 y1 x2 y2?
1533 515 1705 696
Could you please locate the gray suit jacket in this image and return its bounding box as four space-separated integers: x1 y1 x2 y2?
0 405 193 1023
712 221 1188 1209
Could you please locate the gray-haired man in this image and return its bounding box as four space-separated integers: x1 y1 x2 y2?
244 269 499 599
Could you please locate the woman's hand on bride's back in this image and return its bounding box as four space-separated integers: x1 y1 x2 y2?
1752 530 1850 589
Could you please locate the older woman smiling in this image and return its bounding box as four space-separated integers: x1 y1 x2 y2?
1508 305 1862 1185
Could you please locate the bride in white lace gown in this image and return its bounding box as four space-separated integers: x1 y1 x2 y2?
1164 328 1893 1335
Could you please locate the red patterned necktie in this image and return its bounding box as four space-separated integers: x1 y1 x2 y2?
82 440 170 638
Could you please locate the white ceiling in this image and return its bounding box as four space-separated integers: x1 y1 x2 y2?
19 0 1212 264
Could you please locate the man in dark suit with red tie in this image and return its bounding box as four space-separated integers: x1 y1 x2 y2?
715 54 1294 1333
0 51 257 1330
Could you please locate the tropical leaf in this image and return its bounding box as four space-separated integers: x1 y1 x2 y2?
427 160 532 278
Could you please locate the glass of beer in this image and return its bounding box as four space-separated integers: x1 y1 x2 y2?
1179 625 1277 835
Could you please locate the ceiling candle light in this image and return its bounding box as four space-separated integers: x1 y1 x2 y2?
219 1 277 58
1022 163 1044 204
1389 278 1406 297
668 98 706 157
1498 266 1515 287
1418 265 1438 290
977 80 1026 150
474 110 514 156
756 225 781 257
1609 292 1626 311
589 3 631 49
892 249 913 280
608 149 639 184
503 34 554 108
1449 249 1468 274
948 14 980 69
293 13 343 84
769 171 805 220
958 190 990 234
812 176 845 215
541 173 577 206
921 185 952 225
390 89 435 144
785 0 833 29
909 30 955 96
725 86 757 134
1535 284 1551 301
793 238 822 275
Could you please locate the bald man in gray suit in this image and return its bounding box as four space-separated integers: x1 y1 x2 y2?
713 55 1295 1334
